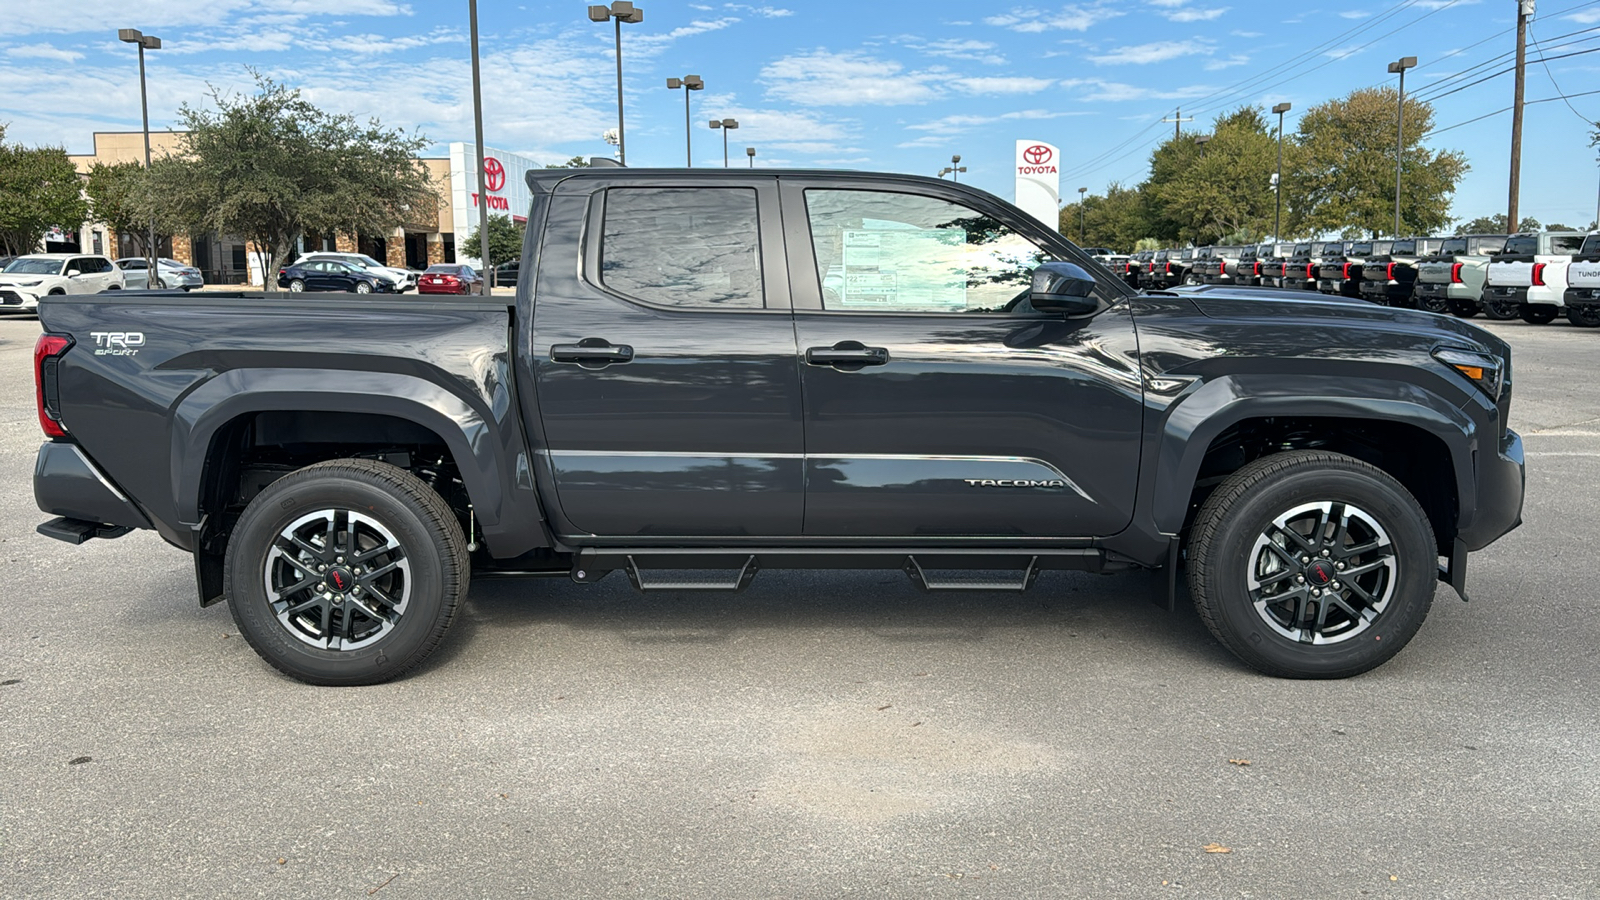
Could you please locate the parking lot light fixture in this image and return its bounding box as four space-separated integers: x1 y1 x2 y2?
666 76 704 166
1272 102 1292 241
746 146 756 168
118 28 161 284
1078 186 1087 243
1388 56 1417 238
709 118 739 167
589 2 643 166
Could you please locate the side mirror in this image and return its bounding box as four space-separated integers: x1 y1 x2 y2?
66 269 82 278
1029 261 1101 316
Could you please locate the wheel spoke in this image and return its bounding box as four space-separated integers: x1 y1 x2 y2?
354 542 401 565
1256 568 1298 589
362 558 405 582
1328 592 1367 622
1340 557 1392 579
283 595 323 616
1327 502 1350 549
362 583 400 610
1271 523 1318 555
278 533 327 561
268 506 413 653
1338 539 1388 560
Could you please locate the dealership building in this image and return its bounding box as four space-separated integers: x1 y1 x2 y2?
65 132 541 284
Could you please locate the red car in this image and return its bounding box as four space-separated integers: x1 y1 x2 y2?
417 264 483 295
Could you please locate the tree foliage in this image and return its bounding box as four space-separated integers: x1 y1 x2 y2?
140 73 437 280
1144 107 1288 245
1295 87 1466 238
84 161 157 256
544 156 592 168
1453 214 1540 234
0 124 90 256
464 214 523 270
1058 181 1151 249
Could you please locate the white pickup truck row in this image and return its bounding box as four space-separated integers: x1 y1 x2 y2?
1478 232 1599 327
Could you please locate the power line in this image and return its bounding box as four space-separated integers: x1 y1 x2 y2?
1411 45 1600 104
1406 24 1600 102
1529 23 1600 124
1422 87 1600 138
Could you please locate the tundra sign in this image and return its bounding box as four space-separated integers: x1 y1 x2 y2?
1014 140 1061 229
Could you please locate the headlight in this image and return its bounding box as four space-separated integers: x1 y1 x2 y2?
1433 346 1504 400
14 279 43 287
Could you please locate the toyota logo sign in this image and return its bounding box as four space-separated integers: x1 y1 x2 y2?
483 156 506 192
1023 144 1053 166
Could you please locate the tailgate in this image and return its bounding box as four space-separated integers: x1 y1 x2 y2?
1568 261 1600 288
1488 261 1533 287
1417 261 1454 283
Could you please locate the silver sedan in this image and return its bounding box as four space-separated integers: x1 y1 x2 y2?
115 257 205 290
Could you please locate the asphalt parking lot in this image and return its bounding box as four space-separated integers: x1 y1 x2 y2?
1 311 1596 899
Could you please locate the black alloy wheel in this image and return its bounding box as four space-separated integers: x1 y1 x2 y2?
1518 304 1558 325
1187 450 1435 679
1566 305 1600 328
224 459 468 685
1446 298 1479 318
1417 292 1450 314
1480 296 1521 320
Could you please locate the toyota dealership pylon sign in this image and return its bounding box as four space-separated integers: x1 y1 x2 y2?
449 142 536 267
1014 140 1061 230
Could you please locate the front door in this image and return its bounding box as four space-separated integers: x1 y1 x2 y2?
529 176 803 537
782 179 1145 538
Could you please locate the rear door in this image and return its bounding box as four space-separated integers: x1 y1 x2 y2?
528 175 803 537
781 178 1144 538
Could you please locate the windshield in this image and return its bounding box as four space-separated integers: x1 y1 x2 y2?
3 258 64 275
1392 240 1415 254
1503 236 1538 256
1293 243 1311 256
1352 242 1373 255
1581 235 1600 256
1441 239 1467 255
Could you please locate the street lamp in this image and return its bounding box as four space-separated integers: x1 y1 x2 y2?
117 28 160 285
466 1 494 289
1388 55 1418 238
666 75 704 166
1272 102 1292 242
1077 186 1088 243
746 146 756 168
709 118 739 168
588 2 644 166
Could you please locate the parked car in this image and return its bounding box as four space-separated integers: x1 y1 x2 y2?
1358 238 1445 308
1480 231 1587 323
34 165 1524 686
1561 234 1600 327
276 259 398 294
1143 249 1171 289
1187 246 1214 286
1415 235 1507 318
0 254 124 312
417 264 484 295
1120 251 1148 289
295 252 416 292
1282 241 1332 292
115 257 204 290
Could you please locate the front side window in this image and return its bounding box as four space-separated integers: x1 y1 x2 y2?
804 189 1052 314
600 187 763 309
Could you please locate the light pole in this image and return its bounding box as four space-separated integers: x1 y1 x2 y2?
1272 102 1291 242
466 0 496 289
746 146 756 168
117 28 160 286
588 2 644 167
709 118 738 167
1387 55 1417 237
1077 186 1087 243
938 155 967 181
666 76 704 166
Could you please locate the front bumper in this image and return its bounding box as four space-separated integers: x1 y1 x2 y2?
1460 429 1525 552
0 288 42 310
35 442 151 530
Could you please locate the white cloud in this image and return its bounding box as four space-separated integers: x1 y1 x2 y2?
1339 9 1371 18
5 43 85 63
761 50 942 105
723 3 795 16
1059 78 1214 102
985 4 1124 33
4 0 410 36
1148 0 1189 6
1230 29 1263 37
901 37 1008 66
1205 54 1250 70
906 108 1084 135
1323 44 1365 60
1091 40 1214 65
633 17 742 50
1166 7 1229 22
951 76 1055 94
1568 9 1600 23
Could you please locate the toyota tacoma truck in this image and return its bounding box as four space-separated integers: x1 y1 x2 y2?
1281 241 1334 293
31 167 1525 686
1480 231 1587 324
1415 234 1507 318
1359 237 1445 308
1562 233 1600 327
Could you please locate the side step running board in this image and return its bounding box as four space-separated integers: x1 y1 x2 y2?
623 555 759 592
904 556 1039 592
37 517 133 545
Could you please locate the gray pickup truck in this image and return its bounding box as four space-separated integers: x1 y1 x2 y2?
32 167 1525 685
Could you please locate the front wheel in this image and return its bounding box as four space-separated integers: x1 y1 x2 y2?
1566 305 1600 328
1186 450 1436 679
1519 304 1558 325
223 459 469 685
354 281 373 294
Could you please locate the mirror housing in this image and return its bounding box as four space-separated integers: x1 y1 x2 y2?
1029 261 1101 316
65 269 82 278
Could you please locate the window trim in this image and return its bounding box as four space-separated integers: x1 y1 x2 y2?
782 179 1121 318
582 184 780 314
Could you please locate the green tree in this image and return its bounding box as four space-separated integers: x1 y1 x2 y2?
464 214 523 270
1294 87 1466 238
1143 107 1284 246
544 156 592 168
84 161 159 256
1454 214 1540 234
141 73 437 281
0 125 90 256
1058 182 1152 251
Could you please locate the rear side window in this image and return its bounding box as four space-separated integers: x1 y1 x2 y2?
1470 237 1506 255
600 188 763 309
1442 239 1467 255
1392 241 1415 254
1503 236 1538 256
1551 235 1584 254
1581 236 1600 256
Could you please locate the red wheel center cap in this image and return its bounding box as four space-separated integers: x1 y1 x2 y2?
328 567 355 592
1307 560 1335 585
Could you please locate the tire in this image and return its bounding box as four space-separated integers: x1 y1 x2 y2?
1417 292 1450 314
1446 298 1478 318
288 279 305 293
355 281 373 294
223 459 469 686
1566 305 1600 328
1187 450 1436 679
1518 304 1558 325
1480 296 1520 320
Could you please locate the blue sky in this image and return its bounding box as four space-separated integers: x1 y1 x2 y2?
4 0 1599 229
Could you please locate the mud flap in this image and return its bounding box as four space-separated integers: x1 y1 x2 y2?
1151 536 1181 611
1438 537 1469 602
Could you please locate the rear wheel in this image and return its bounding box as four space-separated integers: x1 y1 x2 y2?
224 459 469 685
1187 450 1436 679
1519 304 1558 325
1446 298 1478 318
288 279 305 292
1417 292 1450 314
1480 296 1520 320
1566 306 1600 328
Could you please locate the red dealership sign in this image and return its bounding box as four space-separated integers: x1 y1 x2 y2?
483 156 506 192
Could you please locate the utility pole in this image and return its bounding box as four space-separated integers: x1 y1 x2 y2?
1508 0 1534 234
1161 107 1194 141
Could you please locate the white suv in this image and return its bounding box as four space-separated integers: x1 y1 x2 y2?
293 252 416 292
0 254 125 312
